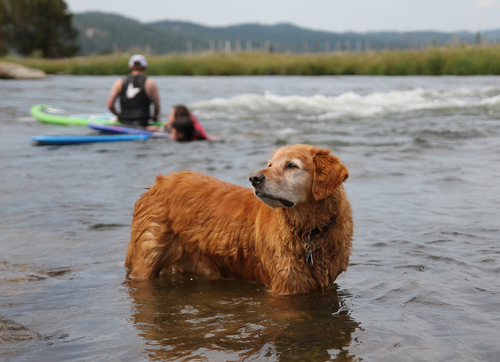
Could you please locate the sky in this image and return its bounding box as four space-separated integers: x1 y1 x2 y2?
66 0 500 33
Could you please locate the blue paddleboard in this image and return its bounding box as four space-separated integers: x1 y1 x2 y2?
88 123 170 138
31 134 149 145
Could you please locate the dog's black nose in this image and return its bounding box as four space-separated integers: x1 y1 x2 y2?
249 172 265 187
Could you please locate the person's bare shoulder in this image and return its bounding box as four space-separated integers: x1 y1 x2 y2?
111 77 123 92
107 77 124 109
144 78 158 96
145 78 157 88
109 77 123 97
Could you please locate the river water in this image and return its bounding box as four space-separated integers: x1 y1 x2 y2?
1 75 499 361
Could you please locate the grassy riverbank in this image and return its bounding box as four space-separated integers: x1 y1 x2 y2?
4 46 500 76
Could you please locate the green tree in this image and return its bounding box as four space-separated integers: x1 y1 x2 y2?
0 0 9 55
5 0 79 57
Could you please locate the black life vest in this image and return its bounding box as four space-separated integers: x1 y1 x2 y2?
119 74 151 127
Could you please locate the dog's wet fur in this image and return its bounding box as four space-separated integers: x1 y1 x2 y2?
125 144 353 294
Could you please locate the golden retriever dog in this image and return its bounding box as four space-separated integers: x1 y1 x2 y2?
125 144 352 294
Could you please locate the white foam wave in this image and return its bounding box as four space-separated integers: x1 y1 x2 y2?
193 87 500 119
480 94 500 105
15 117 37 123
276 128 300 136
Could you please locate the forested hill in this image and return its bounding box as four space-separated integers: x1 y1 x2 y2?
74 11 500 55
74 12 195 55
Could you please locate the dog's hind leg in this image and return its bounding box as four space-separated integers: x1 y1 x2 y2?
125 177 182 279
126 220 181 279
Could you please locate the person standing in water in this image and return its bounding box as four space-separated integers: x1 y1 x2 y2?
107 54 160 128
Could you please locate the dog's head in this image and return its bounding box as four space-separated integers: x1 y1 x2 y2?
249 144 349 209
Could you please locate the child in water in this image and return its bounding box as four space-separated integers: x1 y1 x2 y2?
170 116 195 142
149 104 208 141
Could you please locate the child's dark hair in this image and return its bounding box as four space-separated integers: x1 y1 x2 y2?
172 116 195 142
172 104 190 119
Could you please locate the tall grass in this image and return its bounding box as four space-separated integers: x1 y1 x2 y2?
4 46 500 76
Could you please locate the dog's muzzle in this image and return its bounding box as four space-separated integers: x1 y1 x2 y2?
249 173 294 208
249 172 265 187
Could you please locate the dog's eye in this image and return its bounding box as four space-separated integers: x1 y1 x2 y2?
286 163 297 169
268 163 272 167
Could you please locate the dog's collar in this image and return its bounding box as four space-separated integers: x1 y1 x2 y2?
310 215 336 237
304 215 336 267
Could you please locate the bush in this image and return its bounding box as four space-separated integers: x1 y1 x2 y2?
4 45 500 76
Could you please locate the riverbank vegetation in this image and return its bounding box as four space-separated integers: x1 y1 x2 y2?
4 46 500 76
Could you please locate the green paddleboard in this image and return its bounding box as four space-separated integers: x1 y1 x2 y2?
30 104 162 126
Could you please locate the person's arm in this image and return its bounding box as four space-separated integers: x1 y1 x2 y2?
170 127 177 140
145 79 160 122
107 78 123 117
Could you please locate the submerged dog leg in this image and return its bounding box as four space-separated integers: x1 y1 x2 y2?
126 218 180 279
127 228 163 278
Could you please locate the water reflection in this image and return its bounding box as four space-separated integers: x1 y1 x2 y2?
126 272 360 361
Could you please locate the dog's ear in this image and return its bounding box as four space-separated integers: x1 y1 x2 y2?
312 149 349 201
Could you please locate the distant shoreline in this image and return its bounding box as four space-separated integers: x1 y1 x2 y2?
3 46 500 76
